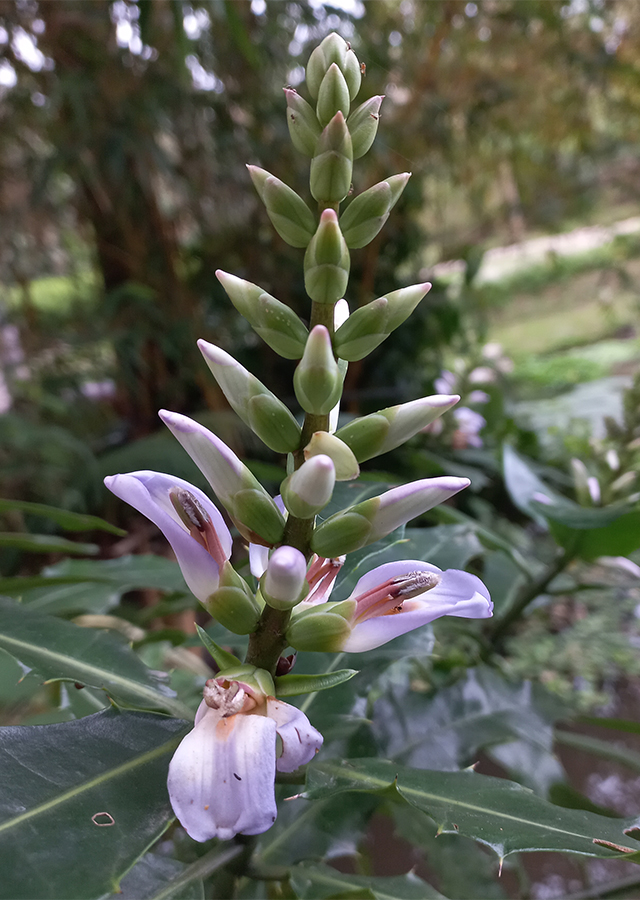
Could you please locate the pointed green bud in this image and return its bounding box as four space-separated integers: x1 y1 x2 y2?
159 410 285 545
348 95 383 159
333 283 431 361
198 340 301 454
216 270 308 359
281 454 336 519
261 545 309 610
306 32 361 102
335 395 460 462
284 88 322 157
304 209 350 304
294 325 343 414
316 63 351 127
304 431 359 481
247 165 316 248
311 477 470 557
310 112 353 204
286 599 356 652
339 173 410 249
205 560 261 634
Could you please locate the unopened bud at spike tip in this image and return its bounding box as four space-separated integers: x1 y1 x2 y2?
306 32 361 102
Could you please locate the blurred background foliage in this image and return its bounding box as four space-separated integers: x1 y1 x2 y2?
3 4 640 894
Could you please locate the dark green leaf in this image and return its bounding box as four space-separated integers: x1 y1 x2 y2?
0 709 188 900
303 759 640 861
111 853 204 900
0 597 191 717
555 730 640 774
0 532 99 555
0 498 126 535
195 624 241 670
289 863 447 900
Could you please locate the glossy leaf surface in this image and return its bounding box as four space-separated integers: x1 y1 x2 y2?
303 758 640 861
0 709 188 900
289 862 447 899
0 597 190 717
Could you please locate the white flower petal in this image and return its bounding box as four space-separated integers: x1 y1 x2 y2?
167 707 277 841
343 566 492 653
267 698 323 772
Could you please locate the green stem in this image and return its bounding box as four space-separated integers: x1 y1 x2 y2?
245 299 339 675
487 548 574 647
146 843 242 900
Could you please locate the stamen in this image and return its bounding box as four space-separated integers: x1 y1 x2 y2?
203 679 249 717
169 487 228 567
354 570 441 623
305 555 345 605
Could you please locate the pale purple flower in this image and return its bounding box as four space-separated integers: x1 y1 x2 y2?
104 471 232 604
453 407 486 449
168 677 322 841
434 370 458 395
339 559 492 652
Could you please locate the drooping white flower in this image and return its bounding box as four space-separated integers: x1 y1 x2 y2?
167 675 322 842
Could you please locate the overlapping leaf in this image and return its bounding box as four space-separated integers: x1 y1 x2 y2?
0 597 190 717
303 758 640 861
0 709 189 900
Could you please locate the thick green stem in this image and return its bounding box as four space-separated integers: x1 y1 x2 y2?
244 302 340 674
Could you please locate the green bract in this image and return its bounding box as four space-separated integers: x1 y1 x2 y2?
285 88 322 157
310 112 353 204
348 95 383 158
198 340 301 454
216 270 308 359
248 165 316 247
206 561 261 635
304 209 350 305
316 63 351 127
339 173 411 249
294 325 344 415
333 283 431 361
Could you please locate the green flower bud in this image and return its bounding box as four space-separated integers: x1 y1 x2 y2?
281 454 336 518
247 165 316 248
198 340 301 454
310 112 353 205
293 325 343 415
286 600 356 652
348 95 383 159
304 431 360 481
216 270 308 359
335 395 459 463
311 477 469 557
316 63 351 127
284 88 322 157
232 488 286 546
261 545 309 611
306 32 361 102
304 209 350 304
339 173 410 249
333 282 431 361
205 560 261 634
